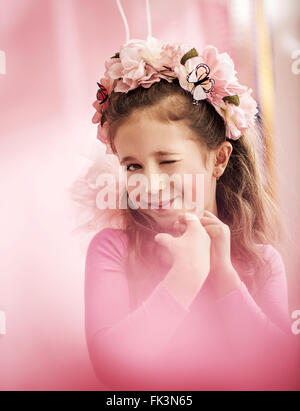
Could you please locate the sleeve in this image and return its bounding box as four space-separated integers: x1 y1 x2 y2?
214 244 294 378
84 227 190 390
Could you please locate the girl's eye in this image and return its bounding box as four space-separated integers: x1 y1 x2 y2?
126 161 178 172
126 164 141 172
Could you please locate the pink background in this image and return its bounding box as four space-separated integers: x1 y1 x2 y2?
0 0 299 390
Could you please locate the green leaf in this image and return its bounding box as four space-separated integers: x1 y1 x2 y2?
222 95 240 106
111 52 120 59
180 48 199 65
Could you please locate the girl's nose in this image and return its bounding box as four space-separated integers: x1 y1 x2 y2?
144 173 167 195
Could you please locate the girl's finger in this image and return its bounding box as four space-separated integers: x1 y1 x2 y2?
177 213 207 235
203 210 220 222
177 213 198 223
202 224 222 238
199 216 218 225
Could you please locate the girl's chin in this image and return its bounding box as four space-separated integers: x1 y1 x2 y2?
148 209 179 221
150 213 179 233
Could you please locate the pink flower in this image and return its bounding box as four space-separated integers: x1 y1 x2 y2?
136 37 164 67
104 41 146 93
96 121 113 154
214 89 258 140
92 75 114 125
100 76 115 94
175 46 239 103
174 55 204 93
92 93 114 154
202 46 238 97
175 45 258 139
160 43 185 69
92 100 101 124
103 37 180 93
104 58 123 80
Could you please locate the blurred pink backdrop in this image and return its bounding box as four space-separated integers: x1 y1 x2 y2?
0 0 299 390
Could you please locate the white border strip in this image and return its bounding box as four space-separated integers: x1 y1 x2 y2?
0 310 6 336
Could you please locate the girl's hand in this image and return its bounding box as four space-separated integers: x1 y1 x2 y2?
154 213 211 287
199 210 232 274
172 210 242 298
199 210 242 297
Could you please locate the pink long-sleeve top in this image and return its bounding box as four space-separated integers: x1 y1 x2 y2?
84 227 296 390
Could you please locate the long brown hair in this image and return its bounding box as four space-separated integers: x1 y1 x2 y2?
102 78 283 307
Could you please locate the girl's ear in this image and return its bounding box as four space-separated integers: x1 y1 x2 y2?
214 142 233 176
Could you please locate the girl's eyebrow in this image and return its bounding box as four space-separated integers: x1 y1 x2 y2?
120 151 181 164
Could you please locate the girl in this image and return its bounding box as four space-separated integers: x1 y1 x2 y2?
79 37 296 390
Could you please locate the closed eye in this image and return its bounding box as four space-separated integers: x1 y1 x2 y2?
126 160 178 172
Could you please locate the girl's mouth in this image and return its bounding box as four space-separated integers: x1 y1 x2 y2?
136 195 182 210
150 196 180 211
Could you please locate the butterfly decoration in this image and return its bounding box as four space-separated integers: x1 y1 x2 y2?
186 63 215 104
96 82 109 105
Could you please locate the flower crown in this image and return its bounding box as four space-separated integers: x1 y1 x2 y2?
92 36 258 154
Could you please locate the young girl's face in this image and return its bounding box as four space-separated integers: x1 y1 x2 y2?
114 109 219 232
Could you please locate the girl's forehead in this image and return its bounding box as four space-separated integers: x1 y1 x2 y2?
115 131 195 160
114 114 197 147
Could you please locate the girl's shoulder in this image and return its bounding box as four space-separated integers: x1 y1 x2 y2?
87 227 129 260
256 243 282 260
91 226 128 242
256 243 286 276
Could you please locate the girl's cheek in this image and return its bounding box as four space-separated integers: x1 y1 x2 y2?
185 170 207 208
176 169 208 217
200 175 215 213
